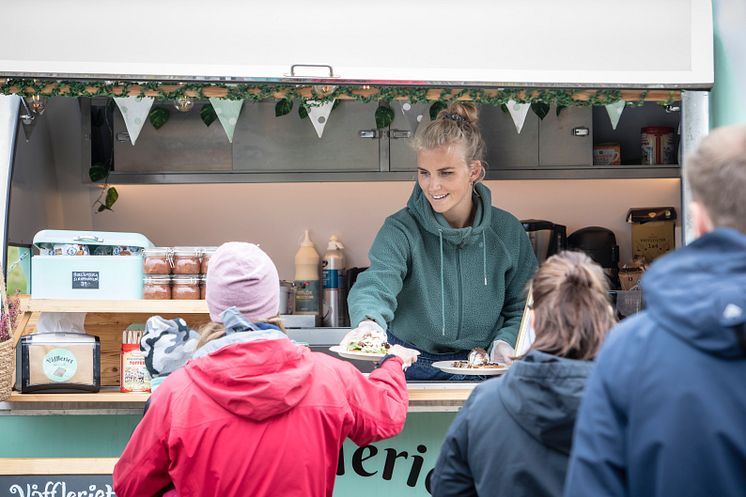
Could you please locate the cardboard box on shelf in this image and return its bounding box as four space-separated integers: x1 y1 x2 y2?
626 207 677 264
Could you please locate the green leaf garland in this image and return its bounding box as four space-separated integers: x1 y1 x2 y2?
375 104 395 129
275 98 293 117
88 163 108 182
429 101 448 121
200 104 217 126
531 102 550 120
148 107 170 129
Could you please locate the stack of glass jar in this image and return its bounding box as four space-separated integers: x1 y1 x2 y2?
143 247 217 300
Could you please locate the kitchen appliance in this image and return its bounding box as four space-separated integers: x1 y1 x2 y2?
567 227 621 290
521 220 567 264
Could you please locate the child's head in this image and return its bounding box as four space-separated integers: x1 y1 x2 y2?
530 251 616 360
205 242 280 324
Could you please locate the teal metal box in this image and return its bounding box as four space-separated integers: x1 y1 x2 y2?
31 230 154 299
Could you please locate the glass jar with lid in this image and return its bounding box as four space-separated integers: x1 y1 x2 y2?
200 247 218 274
200 275 207 300
173 247 201 274
143 247 172 274
144 275 172 300
172 275 201 300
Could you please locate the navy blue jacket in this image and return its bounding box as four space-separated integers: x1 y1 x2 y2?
431 350 593 497
565 228 746 497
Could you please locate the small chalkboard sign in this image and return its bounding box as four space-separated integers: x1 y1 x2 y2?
72 271 100 290
0 458 118 497
0 475 115 496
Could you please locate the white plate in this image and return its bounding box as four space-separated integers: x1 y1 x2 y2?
431 360 509 376
329 345 386 362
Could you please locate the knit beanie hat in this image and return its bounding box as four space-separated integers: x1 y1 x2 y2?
206 242 280 323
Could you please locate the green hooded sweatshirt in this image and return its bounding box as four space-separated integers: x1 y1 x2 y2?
348 182 537 354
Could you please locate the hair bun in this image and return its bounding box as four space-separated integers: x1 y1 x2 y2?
563 266 592 289
439 102 479 126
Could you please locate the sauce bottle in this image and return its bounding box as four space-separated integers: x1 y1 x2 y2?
322 235 346 327
294 230 321 321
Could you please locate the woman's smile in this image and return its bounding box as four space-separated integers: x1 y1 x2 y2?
417 145 480 228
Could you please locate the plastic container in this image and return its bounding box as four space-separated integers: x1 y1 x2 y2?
200 247 218 274
322 235 346 327
143 247 172 275
294 230 321 318
173 247 201 274
143 275 171 300
172 275 201 300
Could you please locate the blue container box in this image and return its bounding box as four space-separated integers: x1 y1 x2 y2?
31 230 154 299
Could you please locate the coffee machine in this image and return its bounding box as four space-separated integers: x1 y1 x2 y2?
567 226 621 290
521 220 568 264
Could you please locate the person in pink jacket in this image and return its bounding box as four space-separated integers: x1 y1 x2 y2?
113 242 418 497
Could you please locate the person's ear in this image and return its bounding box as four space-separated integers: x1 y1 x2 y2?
689 200 715 237
469 161 482 183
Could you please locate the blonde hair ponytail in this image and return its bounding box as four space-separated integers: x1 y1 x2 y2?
529 251 616 360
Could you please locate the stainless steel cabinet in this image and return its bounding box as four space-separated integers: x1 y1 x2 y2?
113 106 232 173
99 99 678 182
232 102 379 172
538 105 592 167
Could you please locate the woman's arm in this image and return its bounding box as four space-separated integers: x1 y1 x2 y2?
348 218 411 329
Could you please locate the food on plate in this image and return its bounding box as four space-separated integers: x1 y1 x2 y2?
467 347 489 366
451 360 506 369
344 329 391 355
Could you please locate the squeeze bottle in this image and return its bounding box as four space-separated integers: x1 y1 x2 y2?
294 230 321 320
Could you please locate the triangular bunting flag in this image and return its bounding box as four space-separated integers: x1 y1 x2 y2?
506 100 531 134
114 97 154 145
209 98 244 143
398 101 428 134
605 99 626 130
305 100 335 138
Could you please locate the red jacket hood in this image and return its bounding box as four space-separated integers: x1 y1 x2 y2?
185 337 313 421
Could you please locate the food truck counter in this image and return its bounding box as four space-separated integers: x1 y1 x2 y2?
0 383 476 415
2 298 479 415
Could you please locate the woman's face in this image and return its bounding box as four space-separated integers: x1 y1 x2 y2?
417 144 480 228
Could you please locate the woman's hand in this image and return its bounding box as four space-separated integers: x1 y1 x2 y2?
489 340 516 365
388 344 420 369
340 320 386 348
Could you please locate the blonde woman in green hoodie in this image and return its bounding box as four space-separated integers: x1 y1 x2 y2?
346 102 538 380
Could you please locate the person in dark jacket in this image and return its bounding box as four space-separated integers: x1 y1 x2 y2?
564 125 746 497
431 251 616 497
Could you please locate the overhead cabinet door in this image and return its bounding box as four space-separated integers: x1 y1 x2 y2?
538 106 593 167
232 101 379 172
